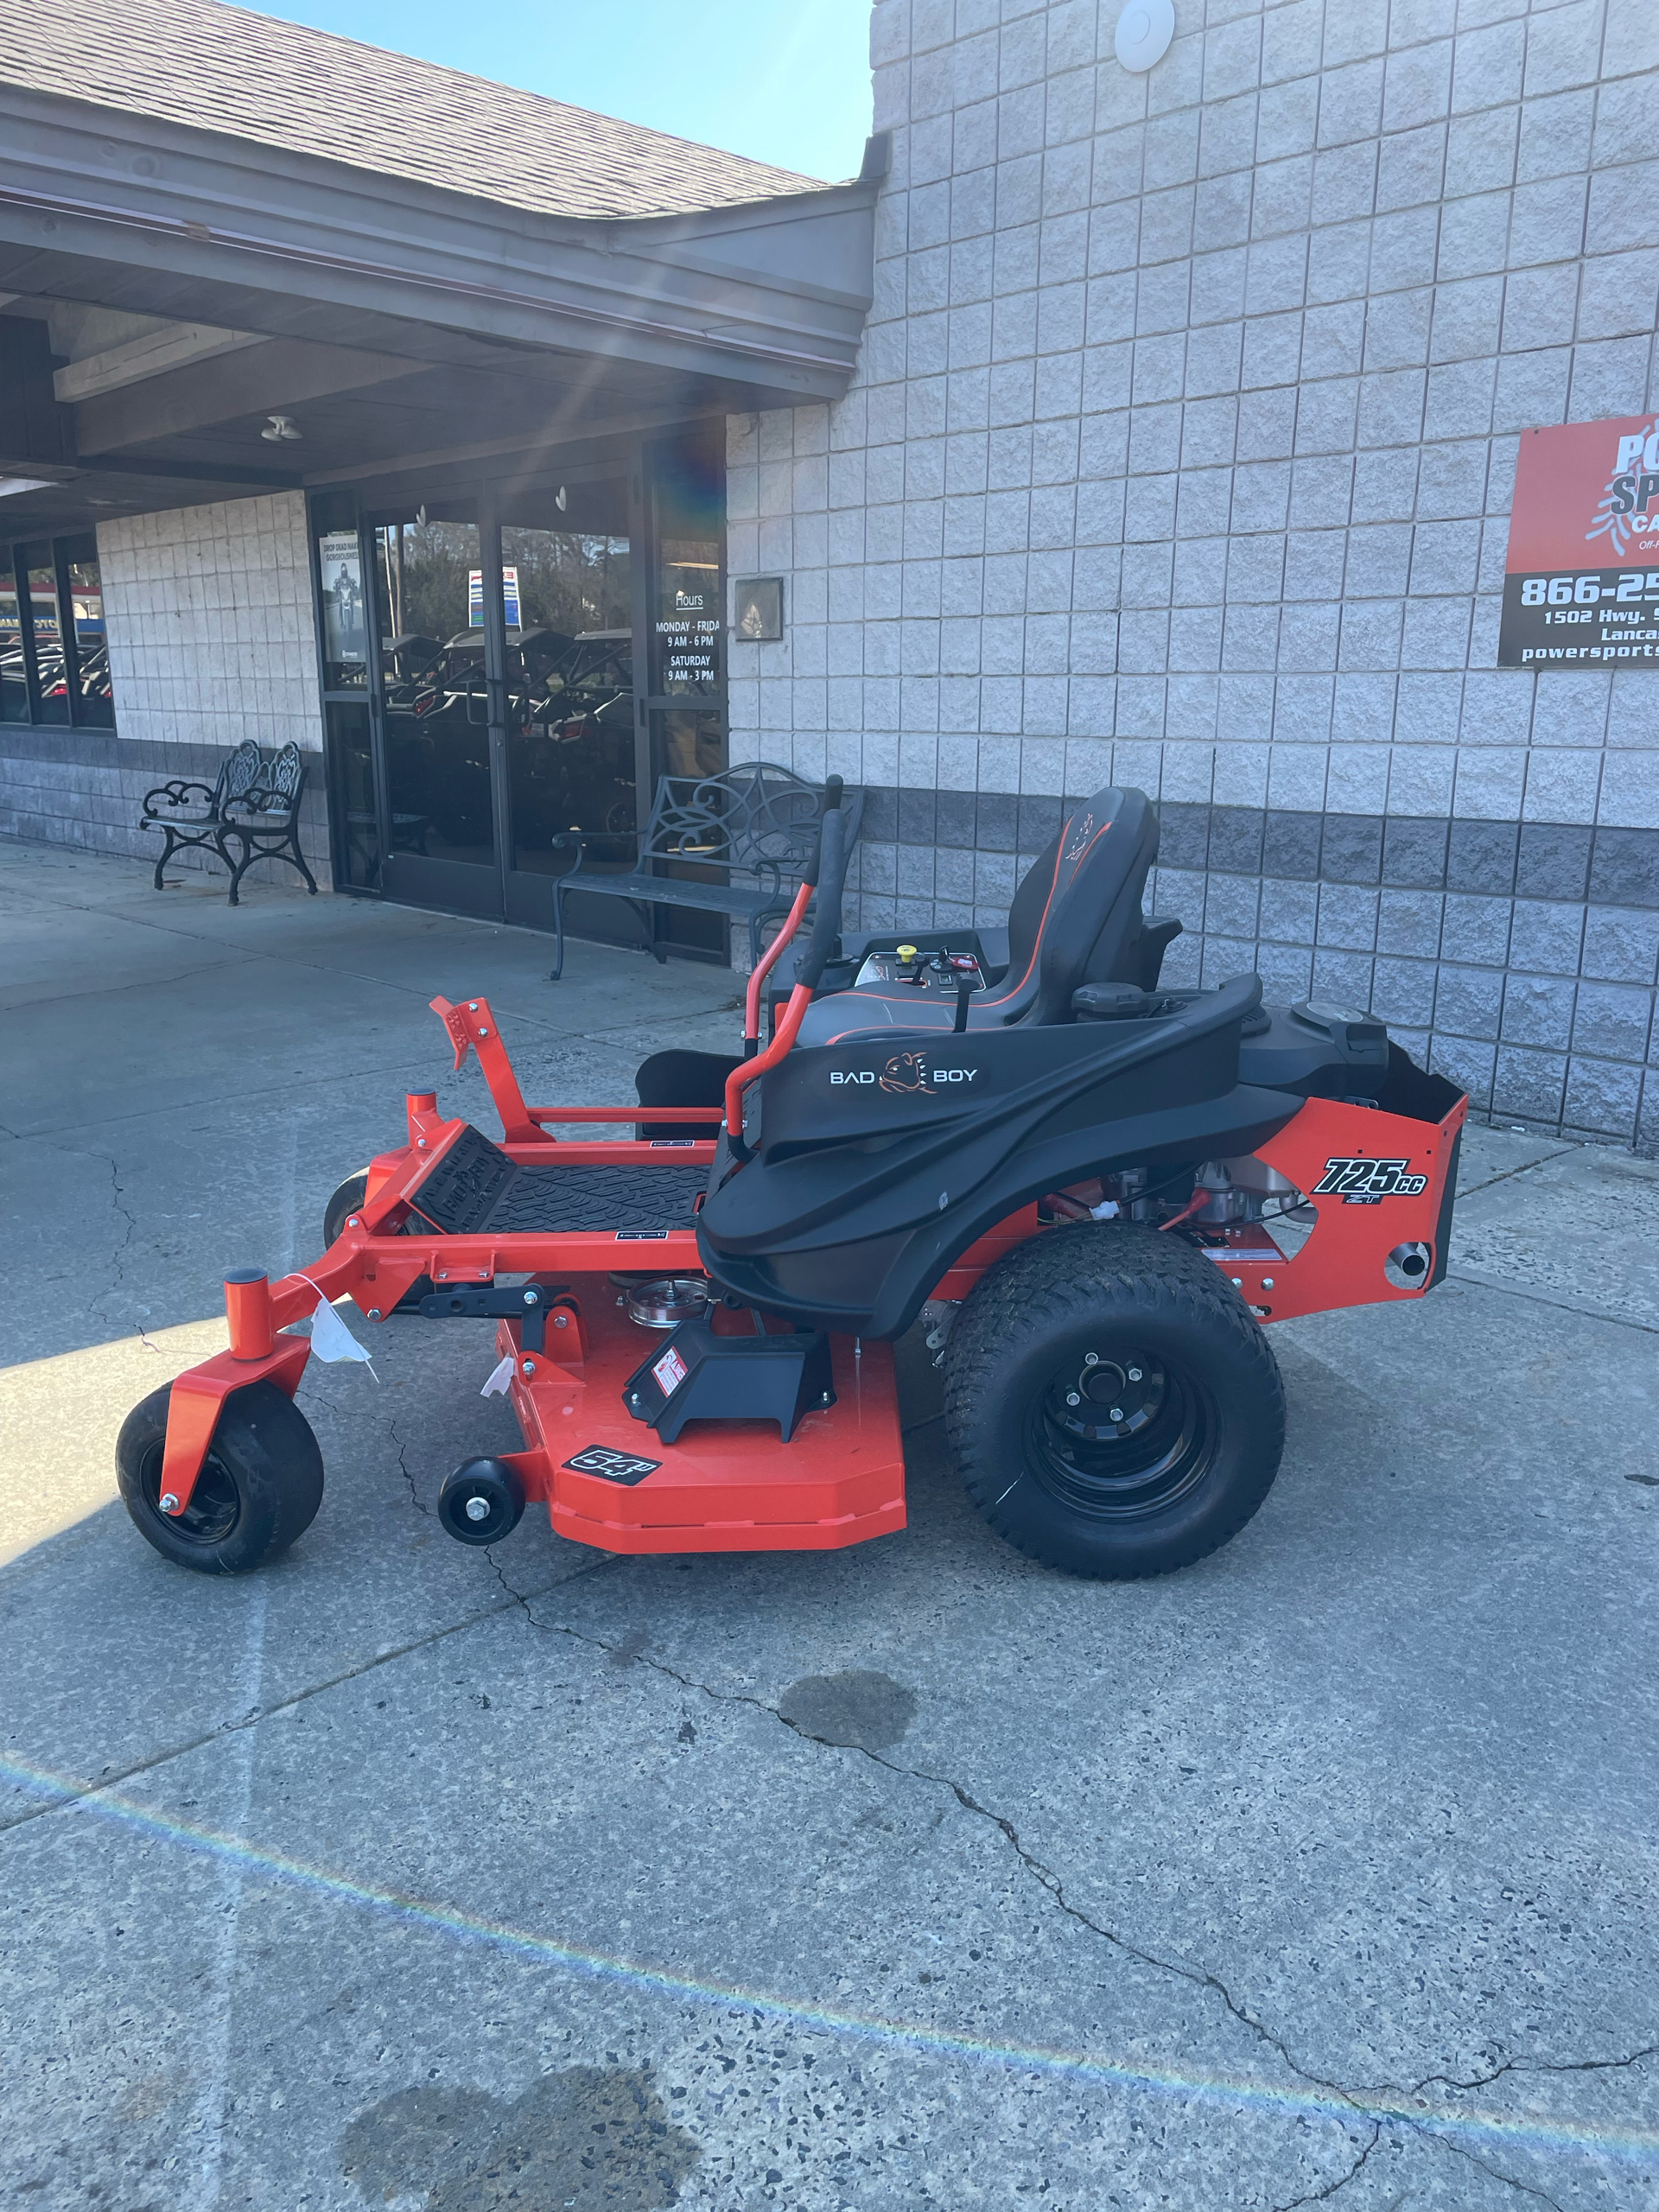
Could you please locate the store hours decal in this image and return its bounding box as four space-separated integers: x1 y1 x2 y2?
1499 413 1659 668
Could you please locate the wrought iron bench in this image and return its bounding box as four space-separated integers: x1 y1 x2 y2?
139 737 263 888
549 761 861 980
139 738 317 904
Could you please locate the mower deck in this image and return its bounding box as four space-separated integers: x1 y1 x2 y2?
494 1290 905 1553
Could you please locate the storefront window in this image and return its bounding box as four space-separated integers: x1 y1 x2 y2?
326 701 382 890
66 548 114 728
26 550 67 724
0 559 24 723
0 538 112 727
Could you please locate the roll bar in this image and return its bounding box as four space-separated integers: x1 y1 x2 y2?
725 798 849 1157
741 775 842 1058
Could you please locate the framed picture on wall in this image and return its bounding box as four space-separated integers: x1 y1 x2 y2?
732 575 785 642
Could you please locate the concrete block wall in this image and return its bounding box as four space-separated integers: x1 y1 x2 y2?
0 490 331 887
725 0 1659 1148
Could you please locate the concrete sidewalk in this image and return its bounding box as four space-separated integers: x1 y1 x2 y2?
2 842 1655 2212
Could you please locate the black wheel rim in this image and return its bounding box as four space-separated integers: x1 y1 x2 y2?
1025 1343 1217 1521
140 1440 243 1545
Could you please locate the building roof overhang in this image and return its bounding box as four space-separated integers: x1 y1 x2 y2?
0 82 880 537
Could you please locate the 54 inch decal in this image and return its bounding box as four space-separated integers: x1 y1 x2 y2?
1313 1157 1428 1203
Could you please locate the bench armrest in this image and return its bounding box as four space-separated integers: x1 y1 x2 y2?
141 779 217 816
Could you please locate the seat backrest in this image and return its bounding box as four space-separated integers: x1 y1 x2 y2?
234 740 307 820
217 738 264 807
640 763 863 893
976 785 1160 1024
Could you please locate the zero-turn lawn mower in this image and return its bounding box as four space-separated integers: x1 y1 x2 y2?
117 786 1465 1582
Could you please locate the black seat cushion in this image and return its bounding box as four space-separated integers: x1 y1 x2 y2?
798 784 1162 1046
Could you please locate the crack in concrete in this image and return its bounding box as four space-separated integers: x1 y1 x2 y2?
1444 1270 1659 1336
1269 2122 1381 2210
485 1569 1380 2139
384 1411 430 1517
480 1560 1657 2202
1456 1146 1578 1202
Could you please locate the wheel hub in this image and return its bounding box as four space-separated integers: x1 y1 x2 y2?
1055 1353 1164 1440
1028 1343 1216 1521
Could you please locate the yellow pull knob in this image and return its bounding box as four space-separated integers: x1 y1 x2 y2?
897 944 918 960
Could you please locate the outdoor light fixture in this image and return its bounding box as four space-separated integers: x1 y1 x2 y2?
261 414 302 442
1115 0 1174 71
556 485 568 511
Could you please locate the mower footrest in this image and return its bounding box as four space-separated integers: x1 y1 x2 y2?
624 1319 835 1443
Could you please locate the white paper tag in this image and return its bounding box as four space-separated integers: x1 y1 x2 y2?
480 1354 516 1398
307 1292 377 1376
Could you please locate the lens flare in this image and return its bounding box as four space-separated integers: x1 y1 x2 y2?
5 1753 1653 2170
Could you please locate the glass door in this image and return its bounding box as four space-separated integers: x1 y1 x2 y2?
497 484 638 935
370 512 502 918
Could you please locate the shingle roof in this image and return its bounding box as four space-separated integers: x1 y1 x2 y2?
4 0 833 219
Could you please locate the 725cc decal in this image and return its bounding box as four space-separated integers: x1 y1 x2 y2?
1313 1157 1428 1202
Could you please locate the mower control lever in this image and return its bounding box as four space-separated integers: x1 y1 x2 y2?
417 1285 571 1355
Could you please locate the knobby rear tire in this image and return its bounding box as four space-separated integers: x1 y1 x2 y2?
944 1224 1285 1580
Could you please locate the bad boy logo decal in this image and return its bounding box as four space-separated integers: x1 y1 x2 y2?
828 1052 979 1094
1313 1157 1429 1203
880 1051 936 1095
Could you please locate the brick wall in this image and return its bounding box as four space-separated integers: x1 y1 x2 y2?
725 0 1658 1150
0 490 332 887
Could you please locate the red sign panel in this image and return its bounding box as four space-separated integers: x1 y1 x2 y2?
1499 413 1659 668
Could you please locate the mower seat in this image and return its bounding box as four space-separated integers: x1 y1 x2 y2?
795 784 1171 1046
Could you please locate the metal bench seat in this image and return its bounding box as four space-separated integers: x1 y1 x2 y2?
549 760 861 979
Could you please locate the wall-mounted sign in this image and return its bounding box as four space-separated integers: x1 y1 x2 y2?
467 565 521 628
1500 413 1659 667
733 575 785 642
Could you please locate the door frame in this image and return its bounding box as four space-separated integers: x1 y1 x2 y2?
310 423 728 948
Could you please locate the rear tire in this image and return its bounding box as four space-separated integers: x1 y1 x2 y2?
117 1380 324 1575
944 1224 1284 1579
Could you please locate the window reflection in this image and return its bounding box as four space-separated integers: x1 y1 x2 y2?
27 555 67 724
0 561 23 723
67 555 113 728
0 536 117 727
370 519 494 868
500 512 635 877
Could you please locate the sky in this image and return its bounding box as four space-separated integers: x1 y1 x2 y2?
251 0 874 183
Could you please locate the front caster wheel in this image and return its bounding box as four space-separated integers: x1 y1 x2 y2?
438 1458 525 1546
944 1224 1285 1580
117 1381 324 1575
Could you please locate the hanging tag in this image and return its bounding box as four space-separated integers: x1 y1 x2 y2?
308 1292 378 1377
480 1354 515 1399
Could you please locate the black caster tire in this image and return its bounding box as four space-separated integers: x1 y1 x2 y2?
438 1458 525 1547
944 1224 1285 1580
117 1380 324 1576
324 1170 430 1309
323 1169 370 1250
